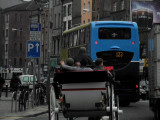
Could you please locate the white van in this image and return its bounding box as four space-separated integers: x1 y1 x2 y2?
19 75 37 89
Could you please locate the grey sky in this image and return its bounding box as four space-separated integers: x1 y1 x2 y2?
0 0 23 9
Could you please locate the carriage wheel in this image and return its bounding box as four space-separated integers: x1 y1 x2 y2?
50 86 59 120
115 95 119 120
109 83 119 120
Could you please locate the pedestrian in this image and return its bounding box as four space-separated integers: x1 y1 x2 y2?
0 74 5 98
74 47 93 66
10 74 21 92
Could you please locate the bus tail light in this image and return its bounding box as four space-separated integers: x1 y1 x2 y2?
132 41 135 44
95 41 98 44
136 85 139 89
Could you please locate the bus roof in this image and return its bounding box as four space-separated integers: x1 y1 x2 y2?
63 23 90 35
90 21 137 27
62 21 137 35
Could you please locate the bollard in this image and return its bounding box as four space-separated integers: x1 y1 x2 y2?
5 84 8 97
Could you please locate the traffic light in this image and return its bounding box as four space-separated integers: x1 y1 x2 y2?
8 68 11 73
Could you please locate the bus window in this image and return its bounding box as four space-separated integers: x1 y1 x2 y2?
98 28 131 39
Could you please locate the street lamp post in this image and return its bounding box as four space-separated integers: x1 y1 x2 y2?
83 9 99 21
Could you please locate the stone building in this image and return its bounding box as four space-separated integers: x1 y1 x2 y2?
2 2 31 68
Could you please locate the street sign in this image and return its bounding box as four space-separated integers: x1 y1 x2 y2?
27 41 40 58
50 58 57 67
30 23 41 41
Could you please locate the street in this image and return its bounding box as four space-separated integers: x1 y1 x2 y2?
16 100 154 120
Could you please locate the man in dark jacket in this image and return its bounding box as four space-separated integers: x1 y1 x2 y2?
10 74 21 92
0 75 5 98
74 47 93 66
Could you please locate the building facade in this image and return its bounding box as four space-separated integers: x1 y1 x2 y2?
0 8 4 67
2 3 31 69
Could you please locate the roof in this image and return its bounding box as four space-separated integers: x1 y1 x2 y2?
3 1 40 12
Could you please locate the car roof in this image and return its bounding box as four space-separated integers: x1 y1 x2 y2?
19 75 34 77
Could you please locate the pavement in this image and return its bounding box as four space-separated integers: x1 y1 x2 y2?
0 91 48 118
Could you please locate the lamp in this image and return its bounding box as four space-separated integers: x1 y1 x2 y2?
83 9 99 21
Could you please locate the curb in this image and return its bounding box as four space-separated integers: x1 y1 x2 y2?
25 110 48 117
1 105 48 118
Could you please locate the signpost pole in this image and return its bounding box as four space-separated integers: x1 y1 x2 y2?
28 23 41 107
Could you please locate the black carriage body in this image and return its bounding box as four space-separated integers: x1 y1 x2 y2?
53 71 112 117
54 71 109 84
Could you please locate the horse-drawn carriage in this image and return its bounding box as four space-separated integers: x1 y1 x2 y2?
49 70 123 120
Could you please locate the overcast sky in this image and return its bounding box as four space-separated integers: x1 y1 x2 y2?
0 0 23 9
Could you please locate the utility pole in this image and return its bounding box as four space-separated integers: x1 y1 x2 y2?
47 0 52 119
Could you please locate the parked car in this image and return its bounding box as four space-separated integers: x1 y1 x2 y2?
19 75 37 89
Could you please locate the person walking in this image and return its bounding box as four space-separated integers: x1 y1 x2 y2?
10 74 21 92
0 75 5 98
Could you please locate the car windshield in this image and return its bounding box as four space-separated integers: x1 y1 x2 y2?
23 76 29 82
30 76 34 82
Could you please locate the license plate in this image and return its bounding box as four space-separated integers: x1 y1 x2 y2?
29 85 33 89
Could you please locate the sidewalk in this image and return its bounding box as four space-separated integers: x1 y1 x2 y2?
3 105 48 117
0 92 48 117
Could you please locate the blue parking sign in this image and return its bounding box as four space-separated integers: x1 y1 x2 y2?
27 41 40 58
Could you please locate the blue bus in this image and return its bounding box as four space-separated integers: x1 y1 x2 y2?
61 21 140 105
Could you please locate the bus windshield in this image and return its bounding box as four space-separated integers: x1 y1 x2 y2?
98 28 131 39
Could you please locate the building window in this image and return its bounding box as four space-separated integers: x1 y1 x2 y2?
19 58 22 66
20 28 23 39
14 43 17 52
88 19 90 23
121 0 124 10
5 14 9 23
2 30 4 38
5 29 8 37
58 13 61 28
63 6 66 17
15 13 17 22
5 59 7 67
58 37 60 54
83 20 85 24
55 14 57 28
88 2 90 11
14 58 16 66
54 40 56 55
20 31 23 39
20 14 22 22
20 43 22 50
57 0 60 5
14 31 17 40
83 3 85 9
68 20 71 29
5 44 8 52
113 2 117 12
63 21 66 31
68 4 72 16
